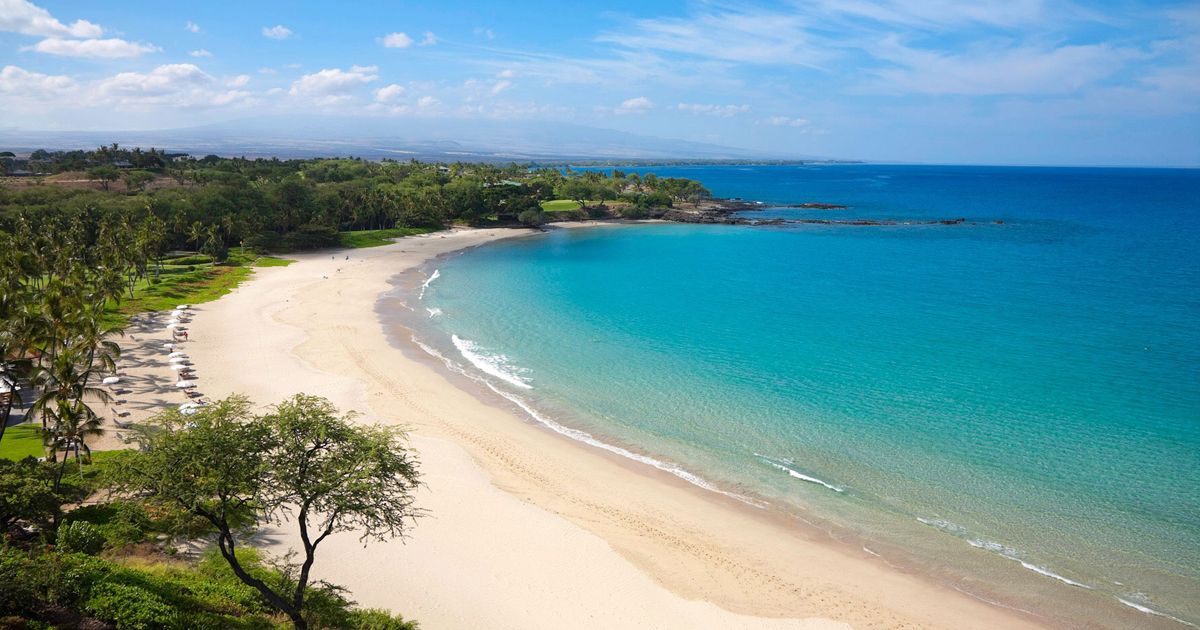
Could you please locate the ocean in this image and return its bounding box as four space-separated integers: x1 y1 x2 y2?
385 165 1200 628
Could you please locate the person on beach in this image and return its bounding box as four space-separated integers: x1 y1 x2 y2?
183 331 188 341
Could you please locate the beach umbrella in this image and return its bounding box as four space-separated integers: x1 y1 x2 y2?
177 304 189 309
166 324 180 329
168 352 187 358
170 364 188 371
163 343 177 349
179 403 201 409
175 380 195 388
170 310 185 317
168 357 187 363
101 376 120 385
168 319 180 324
180 408 199 416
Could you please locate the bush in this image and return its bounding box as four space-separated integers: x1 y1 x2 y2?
585 205 610 219
351 608 420 630
186 265 196 272
283 224 340 251
517 209 548 227
85 582 179 630
56 521 104 555
619 205 647 219
244 232 283 254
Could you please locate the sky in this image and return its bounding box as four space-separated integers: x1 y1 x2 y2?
0 0 1197 165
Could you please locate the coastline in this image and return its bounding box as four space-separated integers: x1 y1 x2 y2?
156 226 1059 629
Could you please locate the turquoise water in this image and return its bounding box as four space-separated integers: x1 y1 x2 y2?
390 165 1200 628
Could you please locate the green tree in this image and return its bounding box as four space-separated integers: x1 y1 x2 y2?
112 395 422 630
122 170 154 192
86 166 120 192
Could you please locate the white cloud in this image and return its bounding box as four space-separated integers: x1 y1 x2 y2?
0 0 102 38
379 32 413 48
289 65 379 104
283 63 302 69
474 27 495 40
498 69 516 78
189 49 212 58
0 65 77 99
490 79 513 95
416 96 438 108
262 25 292 40
760 116 810 127
677 103 749 116
419 31 437 46
864 37 1144 95
226 74 251 87
185 21 200 33
614 96 655 114
258 68 277 74
374 84 405 102
30 37 159 58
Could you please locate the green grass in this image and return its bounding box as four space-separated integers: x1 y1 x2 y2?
541 200 582 211
0 424 45 460
338 227 437 248
104 266 253 326
254 256 295 267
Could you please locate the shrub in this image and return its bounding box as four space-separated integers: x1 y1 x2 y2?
351 608 420 630
186 265 196 272
619 205 647 220
517 209 548 227
85 582 179 630
585 205 610 219
244 232 283 254
56 521 104 555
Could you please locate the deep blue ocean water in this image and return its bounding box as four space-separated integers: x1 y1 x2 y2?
393 165 1200 628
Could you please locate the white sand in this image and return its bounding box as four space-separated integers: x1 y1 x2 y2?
107 227 1052 630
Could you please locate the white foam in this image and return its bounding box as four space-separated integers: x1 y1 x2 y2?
919 519 1093 590
755 454 844 492
488 381 764 508
1118 598 1200 628
418 269 440 299
427 308 442 317
451 335 533 389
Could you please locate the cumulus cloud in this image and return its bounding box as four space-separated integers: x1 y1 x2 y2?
490 79 513 95
0 0 102 38
379 32 413 48
185 21 200 33
614 96 654 114
0 64 77 99
416 96 438 108
498 69 516 78
190 49 212 58
289 65 379 105
677 103 749 116
262 25 292 40
419 31 437 46
760 116 809 127
374 84 405 103
226 74 251 87
30 37 159 58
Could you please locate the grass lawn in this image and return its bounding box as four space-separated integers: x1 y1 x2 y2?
0 424 44 460
541 200 583 211
254 256 295 267
339 227 437 248
105 265 253 325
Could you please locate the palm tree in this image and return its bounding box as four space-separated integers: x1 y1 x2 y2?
41 399 103 490
30 347 111 432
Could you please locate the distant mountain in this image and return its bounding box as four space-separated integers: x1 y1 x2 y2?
0 116 828 162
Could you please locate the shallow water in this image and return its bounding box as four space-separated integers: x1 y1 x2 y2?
390 165 1200 628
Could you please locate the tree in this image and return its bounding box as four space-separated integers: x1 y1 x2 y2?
518 208 549 227
556 179 594 209
113 395 422 630
0 458 62 532
86 166 120 191
122 170 154 192
40 399 103 489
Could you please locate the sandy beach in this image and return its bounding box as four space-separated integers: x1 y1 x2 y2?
102 226 1054 630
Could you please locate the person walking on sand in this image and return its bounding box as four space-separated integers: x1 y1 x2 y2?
183 331 188 342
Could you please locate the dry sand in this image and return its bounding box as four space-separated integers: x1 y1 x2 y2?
105 227 1053 630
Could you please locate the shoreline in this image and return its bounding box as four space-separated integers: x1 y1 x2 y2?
127 227 1066 629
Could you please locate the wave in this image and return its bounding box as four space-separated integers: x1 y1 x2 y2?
418 269 440 299
917 519 1092 589
427 308 442 317
410 332 763 508
755 454 844 492
1117 597 1200 629
451 335 532 389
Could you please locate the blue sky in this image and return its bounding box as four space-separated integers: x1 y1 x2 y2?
1 0 1197 165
